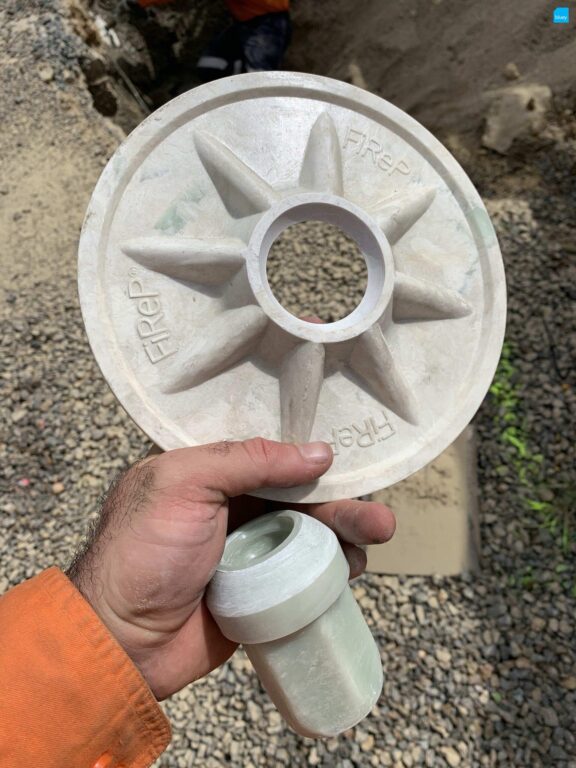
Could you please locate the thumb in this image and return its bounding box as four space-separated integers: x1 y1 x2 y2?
155 438 333 498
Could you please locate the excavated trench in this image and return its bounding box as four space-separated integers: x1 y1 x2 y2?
75 0 229 131
73 0 371 321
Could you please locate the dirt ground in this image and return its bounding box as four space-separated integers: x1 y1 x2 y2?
2 0 574 291
1 1 575 767
287 0 576 136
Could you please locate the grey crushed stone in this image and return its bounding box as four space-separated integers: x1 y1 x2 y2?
267 220 368 322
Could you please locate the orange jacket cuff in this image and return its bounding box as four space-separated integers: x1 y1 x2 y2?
0 566 171 768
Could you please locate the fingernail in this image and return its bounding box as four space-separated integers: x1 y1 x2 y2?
297 441 332 463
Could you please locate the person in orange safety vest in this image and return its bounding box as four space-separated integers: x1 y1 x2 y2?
137 0 292 80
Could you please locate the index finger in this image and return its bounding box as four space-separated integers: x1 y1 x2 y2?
290 498 395 546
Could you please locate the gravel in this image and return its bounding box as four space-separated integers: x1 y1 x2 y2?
267 220 368 322
1 2 575 767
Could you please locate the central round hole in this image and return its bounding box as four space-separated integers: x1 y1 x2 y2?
266 220 368 322
223 515 295 570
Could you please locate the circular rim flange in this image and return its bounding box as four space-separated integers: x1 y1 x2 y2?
78 71 506 503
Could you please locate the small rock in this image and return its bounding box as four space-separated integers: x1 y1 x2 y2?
559 620 571 635
561 676 576 690
482 83 552 154
503 62 520 80
79 52 107 83
348 61 368 90
308 746 320 765
435 648 452 664
267 710 281 727
246 700 261 722
38 64 54 83
361 734 375 752
541 707 559 727
83 474 102 488
439 746 461 767
402 750 413 767
360 595 376 611
326 739 339 753
52 482 65 495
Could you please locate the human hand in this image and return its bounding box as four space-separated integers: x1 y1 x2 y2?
66 439 395 700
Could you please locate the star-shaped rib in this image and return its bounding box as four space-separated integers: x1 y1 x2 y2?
349 323 418 424
393 273 473 321
370 187 436 244
279 341 325 442
299 112 344 195
163 306 268 393
122 237 246 284
194 131 279 218
127 122 473 438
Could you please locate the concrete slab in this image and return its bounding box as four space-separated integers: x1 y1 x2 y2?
366 426 480 576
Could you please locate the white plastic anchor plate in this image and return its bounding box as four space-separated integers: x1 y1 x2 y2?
78 72 506 503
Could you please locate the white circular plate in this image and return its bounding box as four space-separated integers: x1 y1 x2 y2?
78 72 506 502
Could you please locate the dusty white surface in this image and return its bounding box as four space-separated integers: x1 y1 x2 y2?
246 588 383 738
207 510 382 738
207 510 348 644
78 71 506 502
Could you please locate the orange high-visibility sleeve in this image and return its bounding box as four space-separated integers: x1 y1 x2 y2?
0 567 171 768
226 0 290 21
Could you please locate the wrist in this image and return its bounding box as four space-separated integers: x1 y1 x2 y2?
65 562 162 695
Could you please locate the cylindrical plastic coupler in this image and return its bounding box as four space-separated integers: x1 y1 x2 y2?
206 510 383 738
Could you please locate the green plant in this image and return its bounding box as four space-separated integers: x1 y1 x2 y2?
491 691 503 704
489 342 574 555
